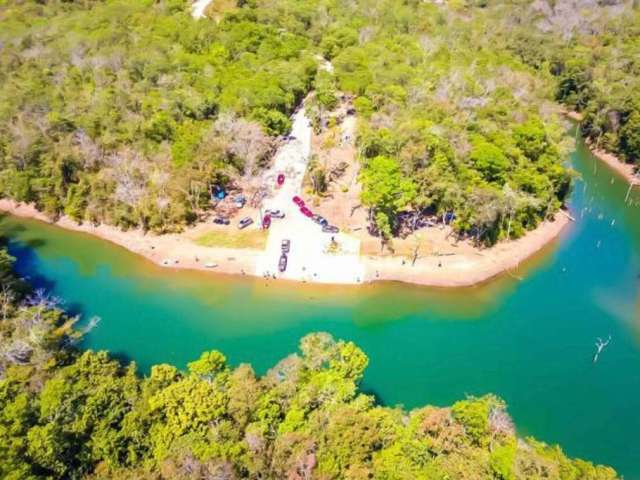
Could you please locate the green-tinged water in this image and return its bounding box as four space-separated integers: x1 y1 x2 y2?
1 137 640 477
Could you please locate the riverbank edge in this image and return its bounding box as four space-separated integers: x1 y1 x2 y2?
362 214 570 287
0 198 572 288
567 111 639 186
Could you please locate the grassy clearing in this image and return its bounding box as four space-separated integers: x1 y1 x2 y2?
360 234 435 257
205 0 238 19
194 229 268 250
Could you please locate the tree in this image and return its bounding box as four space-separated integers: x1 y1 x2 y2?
513 117 550 161
360 156 417 235
187 350 228 380
620 110 640 164
470 138 510 183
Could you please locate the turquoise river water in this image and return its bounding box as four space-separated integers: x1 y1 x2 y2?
1 137 639 477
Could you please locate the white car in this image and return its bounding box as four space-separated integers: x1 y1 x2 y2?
266 209 285 219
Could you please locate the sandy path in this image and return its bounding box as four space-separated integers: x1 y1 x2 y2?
254 108 365 283
191 0 213 19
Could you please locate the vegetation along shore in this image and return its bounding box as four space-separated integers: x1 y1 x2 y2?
1 0 639 477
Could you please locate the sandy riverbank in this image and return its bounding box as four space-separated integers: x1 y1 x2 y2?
363 214 570 287
0 199 260 278
0 198 572 288
588 144 639 186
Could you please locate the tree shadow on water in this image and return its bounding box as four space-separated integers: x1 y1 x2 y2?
65 301 87 319
6 238 57 293
108 350 140 371
0 222 26 236
359 384 386 406
24 238 47 249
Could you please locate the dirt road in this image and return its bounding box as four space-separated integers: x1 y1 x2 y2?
254 108 365 283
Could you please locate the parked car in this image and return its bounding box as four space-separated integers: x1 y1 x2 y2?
277 174 285 186
300 206 313 218
322 225 339 234
312 214 328 227
234 195 246 208
278 253 288 273
238 217 253 229
266 209 285 219
292 195 304 207
213 216 230 225
281 239 290 254
262 214 271 229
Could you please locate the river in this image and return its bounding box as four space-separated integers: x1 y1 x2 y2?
1 136 639 477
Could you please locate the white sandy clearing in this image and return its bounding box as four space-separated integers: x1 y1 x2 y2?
192 0 213 19
316 54 335 73
254 108 366 284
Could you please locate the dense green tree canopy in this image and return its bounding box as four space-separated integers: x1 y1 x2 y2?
502 0 640 167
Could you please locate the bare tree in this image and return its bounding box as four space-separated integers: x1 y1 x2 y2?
25 288 63 310
214 114 272 180
593 335 611 363
3 340 33 365
73 129 103 169
0 284 15 321
411 233 425 266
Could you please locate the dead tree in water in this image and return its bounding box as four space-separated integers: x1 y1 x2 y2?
593 335 611 363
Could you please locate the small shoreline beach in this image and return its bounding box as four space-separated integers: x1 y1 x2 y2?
588 145 639 186
567 111 639 186
0 199 571 288
362 215 570 287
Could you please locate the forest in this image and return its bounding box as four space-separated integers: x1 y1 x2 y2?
0 245 620 479
0 0 590 245
501 0 640 168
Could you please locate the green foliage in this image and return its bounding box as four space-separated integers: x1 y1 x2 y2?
318 2 573 245
314 70 339 110
0 0 313 231
360 155 417 235
187 350 227 379
505 2 640 166
451 396 493 446
620 110 640 162
513 117 552 161
470 137 510 183
490 438 517 480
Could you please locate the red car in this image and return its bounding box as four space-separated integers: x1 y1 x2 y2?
262 214 271 229
292 195 304 207
300 206 313 218
277 174 285 187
